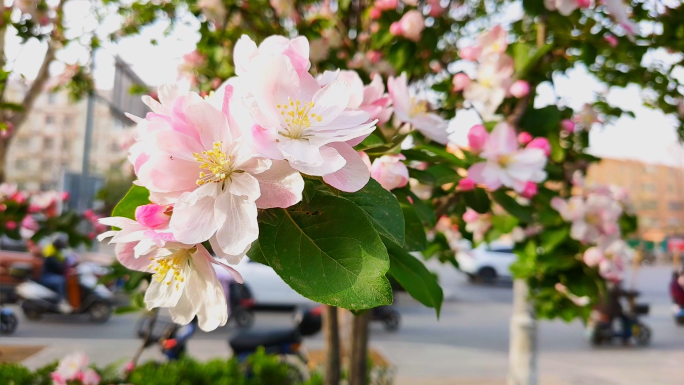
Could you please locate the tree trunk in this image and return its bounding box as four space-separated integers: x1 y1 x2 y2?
508 279 538 385
0 137 8 183
348 311 371 385
323 305 341 385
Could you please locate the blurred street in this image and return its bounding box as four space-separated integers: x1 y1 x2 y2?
3 264 683 385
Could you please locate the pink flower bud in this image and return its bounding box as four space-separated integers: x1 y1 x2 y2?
21 216 38 231
374 0 398 11
369 7 382 19
527 137 551 156
555 283 568 293
583 247 604 267
462 208 479 223
397 10 425 41
459 178 475 191
604 35 618 47
370 154 409 191
467 124 488 152
6 221 17 231
61 191 70 201
135 204 170 229
560 119 575 133
366 50 382 64
517 132 533 145
358 151 372 171
452 73 471 92
509 80 530 98
125 362 135 373
577 0 591 8
427 0 445 16
389 22 403 36
459 46 480 61
521 182 537 199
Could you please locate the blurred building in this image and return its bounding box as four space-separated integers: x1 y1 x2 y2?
5 83 134 192
586 158 684 242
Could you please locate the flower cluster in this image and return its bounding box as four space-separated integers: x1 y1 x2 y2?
551 182 630 281
51 352 100 385
543 0 637 40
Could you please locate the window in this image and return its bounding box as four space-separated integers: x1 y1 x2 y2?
641 217 660 227
45 115 55 125
17 137 29 147
48 93 57 104
15 159 27 170
41 159 52 170
64 117 72 128
668 218 681 226
62 140 71 152
641 201 658 210
669 202 684 211
43 138 54 150
642 183 656 192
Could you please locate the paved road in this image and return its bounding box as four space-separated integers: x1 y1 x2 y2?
3 263 683 384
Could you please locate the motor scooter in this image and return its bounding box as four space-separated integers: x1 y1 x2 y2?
0 307 18 334
586 293 651 346
13 261 114 323
371 305 401 331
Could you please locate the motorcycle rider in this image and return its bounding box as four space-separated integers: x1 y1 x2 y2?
670 270 684 308
39 236 72 313
599 281 634 345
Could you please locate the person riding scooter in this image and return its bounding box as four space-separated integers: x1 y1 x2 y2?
597 281 639 344
39 236 72 313
669 270 684 324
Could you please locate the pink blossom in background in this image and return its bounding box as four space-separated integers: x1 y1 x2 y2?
392 10 425 41
604 35 618 47
509 80 530 98
80 368 100 385
51 352 88 385
552 194 622 244
452 73 471 92
602 0 638 40
583 247 603 267
459 177 475 191
374 0 398 11
358 151 372 171
388 73 449 144
369 7 382 19
360 74 393 125
463 54 515 121
574 104 601 129
459 46 481 61
366 50 382 64
197 0 227 26
560 119 576 133
427 0 446 16
463 208 491 243
6 221 17 231
544 0 586 16
474 25 508 58
467 123 547 193
517 132 533 145
527 137 551 156
233 35 311 76
370 154 409 191
521 182 538 198
467 124 488 152
125 362 135 373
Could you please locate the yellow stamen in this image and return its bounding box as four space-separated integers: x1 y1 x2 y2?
192 141 233 186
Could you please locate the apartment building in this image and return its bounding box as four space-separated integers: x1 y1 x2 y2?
5 86 134 192
586 158 684 241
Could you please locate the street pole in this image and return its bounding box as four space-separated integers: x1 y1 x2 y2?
507 279 537 385
77 58 96 212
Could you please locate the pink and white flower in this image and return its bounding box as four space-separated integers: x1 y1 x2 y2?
233 35 311 77
602 0 638 39
99 214 240 331
197 0 227 27
551 193 622 244
128 83 304 260
452 73 471 92
555 283 591 306
574 103 601 130
467 123 547 193
80 368 101 385
388 72 449 144
244 54 375 192
51 352 88 385
463 55 514 122
370 154 409 191
460 25 508 63
463 208 491 243
544 0 591 16
509 80 530 98
390 10 425 42
467 124 488 152
316 71 392 126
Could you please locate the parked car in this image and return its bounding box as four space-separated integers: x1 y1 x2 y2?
456 242 515 283
236 258 316 309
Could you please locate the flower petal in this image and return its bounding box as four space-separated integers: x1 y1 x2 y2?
170 189 218 244
214 193 259 256
228 172 261 203
322 143 370 192
254 160 304 209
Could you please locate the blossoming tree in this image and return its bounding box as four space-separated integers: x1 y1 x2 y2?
99 0 680 383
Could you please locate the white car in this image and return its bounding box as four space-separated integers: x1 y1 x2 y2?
456 242 515 283
235 257 316 308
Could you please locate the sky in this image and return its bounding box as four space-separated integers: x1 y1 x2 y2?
7 1 684 168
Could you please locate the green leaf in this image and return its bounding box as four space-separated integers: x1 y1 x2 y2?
395 188 436 227
111 185 150 219
385 238 443 317
408 168 437 185
541 227 570 253
519 106 562 137
355 132 386 151
463 188 491 214
258 195 393 310
511 42 533 73
246 240 270 265
425 164 461 185
414 144 466 167
491 214 519 234
338 179 405 247
491 190 533 223
399 201 427 251
302 179 318 203
548 132 565 163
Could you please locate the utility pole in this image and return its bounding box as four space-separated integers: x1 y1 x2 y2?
508 279 538 385
77 58 96 212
